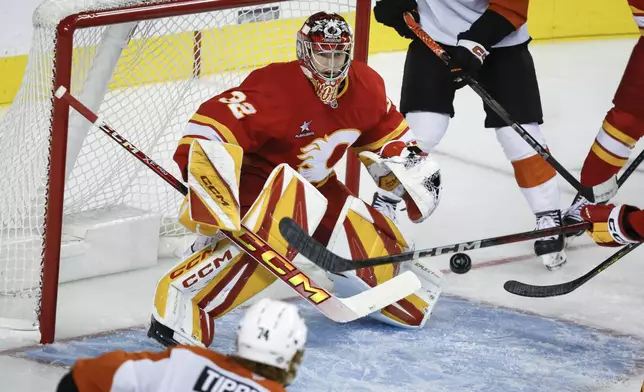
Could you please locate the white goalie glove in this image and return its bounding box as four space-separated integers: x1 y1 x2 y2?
360 140 442 223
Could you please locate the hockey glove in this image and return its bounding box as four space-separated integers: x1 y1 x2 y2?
445 40 488 87
359 140 442 223
373 0 419 40
447 8 519 84
581 204 644 247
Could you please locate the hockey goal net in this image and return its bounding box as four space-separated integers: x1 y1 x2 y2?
0 0 370 344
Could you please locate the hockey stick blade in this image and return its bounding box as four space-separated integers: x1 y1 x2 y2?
279 217 590 273
503 242 641 298
55 86 421 323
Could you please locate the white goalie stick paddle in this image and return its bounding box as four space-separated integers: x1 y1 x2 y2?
54 86 421 323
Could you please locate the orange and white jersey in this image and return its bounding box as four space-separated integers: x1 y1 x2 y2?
71 345 285 392
417 0 530 47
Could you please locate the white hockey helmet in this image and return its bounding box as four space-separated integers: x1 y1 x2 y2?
236 298 307 370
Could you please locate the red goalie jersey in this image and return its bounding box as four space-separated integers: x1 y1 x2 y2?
173 60 408 187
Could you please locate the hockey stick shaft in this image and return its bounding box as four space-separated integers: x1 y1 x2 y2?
403 13 597 202
503 242 641 297
279 216 590 273
55 86 420 322
281 142 644 274
503 149 644 297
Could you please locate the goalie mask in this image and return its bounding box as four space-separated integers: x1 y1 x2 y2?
297 12 353 108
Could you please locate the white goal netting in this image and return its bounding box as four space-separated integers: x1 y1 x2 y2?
0 0 363 337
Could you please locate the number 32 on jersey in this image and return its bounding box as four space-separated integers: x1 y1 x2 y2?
219 91 256 119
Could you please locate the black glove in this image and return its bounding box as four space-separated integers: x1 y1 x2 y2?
373 0 419 40
445 38 489 86
446 8 517 84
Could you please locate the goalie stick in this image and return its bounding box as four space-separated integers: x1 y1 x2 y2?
54 86 421 323
279 218 591 273
503 148 644 298
403 12 600 203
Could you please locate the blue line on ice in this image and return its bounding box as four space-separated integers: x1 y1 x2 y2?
16 297 644 391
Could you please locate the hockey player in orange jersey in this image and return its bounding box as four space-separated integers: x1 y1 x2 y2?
56 299 306 392
374 0 568 270
148 12 446 348
563 0 644 247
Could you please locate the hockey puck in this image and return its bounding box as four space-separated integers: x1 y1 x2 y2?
449 253 472 274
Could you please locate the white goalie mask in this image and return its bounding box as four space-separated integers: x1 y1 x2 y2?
296 12 353 107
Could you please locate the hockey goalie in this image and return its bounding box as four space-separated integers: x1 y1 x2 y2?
148 12 445 348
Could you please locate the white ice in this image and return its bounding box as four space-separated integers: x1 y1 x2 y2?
1 37 644 391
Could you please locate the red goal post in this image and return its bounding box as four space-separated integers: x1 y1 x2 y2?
0 0 370 344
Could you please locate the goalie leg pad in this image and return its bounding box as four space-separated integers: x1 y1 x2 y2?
325 196 434 328
152 241 244 347
399 258 444 326
153 164 327 346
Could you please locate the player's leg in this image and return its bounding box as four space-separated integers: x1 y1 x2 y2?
318 178 444 328
564 35 644 227
149 164 327 347
400 39 456 152
478 42 566 270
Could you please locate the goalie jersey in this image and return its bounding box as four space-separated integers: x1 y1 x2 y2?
65 345 285 392
174 60 409 186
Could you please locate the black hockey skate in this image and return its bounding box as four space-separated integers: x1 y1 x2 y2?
534 210 567 270
147 316 180 347
562 194 590 239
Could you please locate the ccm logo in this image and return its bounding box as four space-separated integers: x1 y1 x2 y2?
200 176 229 207
169 249 233 288
237 232 331 304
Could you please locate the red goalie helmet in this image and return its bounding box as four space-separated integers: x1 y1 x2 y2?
296 12 353 107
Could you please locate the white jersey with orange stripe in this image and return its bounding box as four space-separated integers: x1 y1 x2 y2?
416 0 530 47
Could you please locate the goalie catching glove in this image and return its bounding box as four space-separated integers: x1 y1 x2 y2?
178 139 243 235
581 204 644 247
359 140 442 223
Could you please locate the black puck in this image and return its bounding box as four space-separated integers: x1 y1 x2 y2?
449 253 472 274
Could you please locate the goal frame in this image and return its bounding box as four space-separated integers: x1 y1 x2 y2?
40 0 370 344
